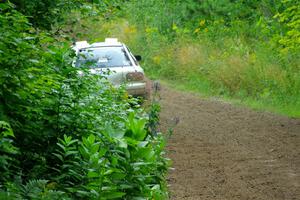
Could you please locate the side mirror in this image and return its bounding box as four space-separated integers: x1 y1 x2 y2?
134 55 142 61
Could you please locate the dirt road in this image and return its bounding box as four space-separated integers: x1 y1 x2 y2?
159 85 300 200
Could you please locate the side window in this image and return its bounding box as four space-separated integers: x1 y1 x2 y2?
126 46 138 66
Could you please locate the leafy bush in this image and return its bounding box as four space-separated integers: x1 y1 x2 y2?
9 0 84 29
0 2 169 199
9 0 125 30
274 0 300 54
0 121 18 183
50 114 168 199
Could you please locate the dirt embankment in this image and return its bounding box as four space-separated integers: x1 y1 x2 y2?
159 85 300 200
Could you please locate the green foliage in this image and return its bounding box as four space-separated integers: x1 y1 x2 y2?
114 0 300 117
50 113 169 199
0 121 19 183
0 1 169 199
0 179 70 200
10 0 84 29
9 0 125 30
124 0 282 35
274 0 300 54
146 100 161 137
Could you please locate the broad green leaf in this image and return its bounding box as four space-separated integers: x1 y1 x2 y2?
101 191 126 199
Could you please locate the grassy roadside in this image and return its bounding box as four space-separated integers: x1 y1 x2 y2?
138 36 300 118
158 78 300 118
63 12 300 118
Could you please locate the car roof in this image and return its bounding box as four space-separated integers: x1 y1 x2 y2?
73 38 123 52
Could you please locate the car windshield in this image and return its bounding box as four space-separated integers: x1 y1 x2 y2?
75 46 132 68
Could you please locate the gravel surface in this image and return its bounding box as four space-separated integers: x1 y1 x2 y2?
159 85 300 200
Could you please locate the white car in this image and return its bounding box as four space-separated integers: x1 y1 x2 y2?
73 38 149 97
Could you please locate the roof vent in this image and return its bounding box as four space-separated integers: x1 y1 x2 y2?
75 41 89 49
105 38 119 44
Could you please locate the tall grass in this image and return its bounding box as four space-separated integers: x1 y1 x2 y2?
64 6 300 117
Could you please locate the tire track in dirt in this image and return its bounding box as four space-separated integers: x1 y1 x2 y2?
159 85 300 200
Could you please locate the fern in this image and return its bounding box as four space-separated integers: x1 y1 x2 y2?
0 179 70 200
